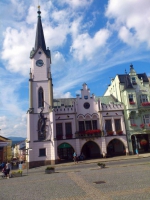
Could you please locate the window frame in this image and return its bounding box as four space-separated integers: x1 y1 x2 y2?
65 122 72 135
140 94 148 103
39 148 46 157
38 87 44 108
56 123 63 136
105 119 112 131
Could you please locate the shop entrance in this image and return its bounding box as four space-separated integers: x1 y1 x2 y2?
57 143 74 161
81 141 101 159
131 134 150 154
107 139 125 157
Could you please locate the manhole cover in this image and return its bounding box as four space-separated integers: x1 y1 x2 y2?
93 181 106 184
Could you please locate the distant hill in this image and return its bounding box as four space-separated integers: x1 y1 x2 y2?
8 137 26 146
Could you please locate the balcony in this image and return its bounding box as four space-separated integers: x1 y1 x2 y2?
141 102 150 106
130 124 138 127
107 131 114 136
56 135 63 140
65 134 73 139
129 101 136 105
116 130 123 135
76 129 101 139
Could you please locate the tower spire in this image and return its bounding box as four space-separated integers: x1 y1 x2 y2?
34 6 46 52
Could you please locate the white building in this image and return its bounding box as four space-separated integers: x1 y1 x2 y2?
27 7 128 168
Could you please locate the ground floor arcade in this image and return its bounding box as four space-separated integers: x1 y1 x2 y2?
57 136 128 161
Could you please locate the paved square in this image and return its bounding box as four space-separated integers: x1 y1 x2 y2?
0 163 150 200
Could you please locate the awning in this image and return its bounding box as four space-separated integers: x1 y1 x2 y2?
58 143 72 149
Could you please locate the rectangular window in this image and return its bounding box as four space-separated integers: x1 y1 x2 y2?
140 95 148 103
79 121 85 131
65 123 72 135
115 119 121 131
105 120 112 131
92 120 97 129
128 94 133 102
143 115 150 124
84 96 88 99
56 123 63 136
131 77 136 84
39 148 46 157
130 117 135 125
85 121 92 130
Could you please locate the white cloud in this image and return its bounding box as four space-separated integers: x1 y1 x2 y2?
0 116 7 122
1 26 34 76
58 0 93 8
70 29 110 61
105 0 150 47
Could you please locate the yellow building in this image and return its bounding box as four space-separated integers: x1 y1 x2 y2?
0 135 12 163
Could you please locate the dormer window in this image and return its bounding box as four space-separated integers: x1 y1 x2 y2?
131 77 136 85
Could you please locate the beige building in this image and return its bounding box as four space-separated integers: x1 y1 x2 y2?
0 135 12 162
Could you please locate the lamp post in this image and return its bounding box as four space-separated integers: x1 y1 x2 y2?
25 148 32 175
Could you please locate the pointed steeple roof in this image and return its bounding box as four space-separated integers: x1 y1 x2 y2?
30 6 51 59
35 6 46 52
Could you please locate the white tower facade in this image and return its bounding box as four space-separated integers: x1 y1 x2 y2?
26 7 56 168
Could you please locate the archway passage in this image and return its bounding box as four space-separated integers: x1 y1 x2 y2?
107 139 125 157
81 141 101 159
57 143 74 161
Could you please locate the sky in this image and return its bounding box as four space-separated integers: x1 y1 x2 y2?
0 0 150 138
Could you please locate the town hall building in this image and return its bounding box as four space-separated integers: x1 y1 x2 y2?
26 7 129 168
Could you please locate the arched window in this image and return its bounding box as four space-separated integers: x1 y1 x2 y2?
38 87 44 107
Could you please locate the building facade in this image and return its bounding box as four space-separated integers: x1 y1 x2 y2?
26 8 128 168
104 65 150 154
0 135 12 163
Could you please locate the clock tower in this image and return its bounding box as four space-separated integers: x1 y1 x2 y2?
26 6 56 168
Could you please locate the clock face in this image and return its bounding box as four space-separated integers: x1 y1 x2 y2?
36 59 44 67
84 102 90 109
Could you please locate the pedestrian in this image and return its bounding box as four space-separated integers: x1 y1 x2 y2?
102 152 106 158
135 148 139 156
1 166 7 178
0 162 5 169
6 161 11 179
73 152 78 164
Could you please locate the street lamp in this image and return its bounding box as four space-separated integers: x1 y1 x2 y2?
25 148 32 175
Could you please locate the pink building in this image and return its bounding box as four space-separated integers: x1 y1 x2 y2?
26 7 128 168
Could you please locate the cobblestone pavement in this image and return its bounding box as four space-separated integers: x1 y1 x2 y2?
0 162 150 200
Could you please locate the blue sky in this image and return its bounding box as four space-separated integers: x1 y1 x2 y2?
0 0 150 138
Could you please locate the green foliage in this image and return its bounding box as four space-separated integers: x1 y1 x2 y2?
97 163 105 168
45 166 55 170
11 170 22 174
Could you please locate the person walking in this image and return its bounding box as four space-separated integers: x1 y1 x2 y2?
73 152 78 164
6 161 11 179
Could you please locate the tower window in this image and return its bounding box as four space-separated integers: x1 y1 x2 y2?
38 87 44 107
131 77 136 85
